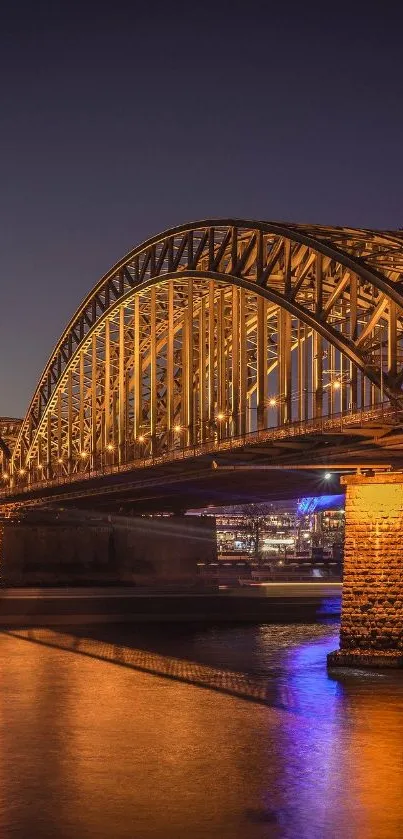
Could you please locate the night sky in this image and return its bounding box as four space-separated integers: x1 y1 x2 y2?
1 1 403 418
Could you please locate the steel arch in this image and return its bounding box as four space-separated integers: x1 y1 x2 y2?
10 219 403 483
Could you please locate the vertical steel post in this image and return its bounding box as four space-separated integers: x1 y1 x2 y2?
208 281 215 433
181 279 194 447
257 296 268 429
341 296 348 412
79 351 84 455
304 326 310 420
57 389 62 463
231 286 240 435
133 295 141 443
167 282 174 444
91 333 97 469
313 253 323 418
47 413 52 479
388 300 397 381
199 293 207 441
349 274 358 409
239 288 247 435
118 305 125 464
104 318 111 447
67 369 73 470
313 332 323 418
298 321 305 422
217 289 225 424
187 278 194 445
279 308 292 423
329 343 335 415
150 286 157 454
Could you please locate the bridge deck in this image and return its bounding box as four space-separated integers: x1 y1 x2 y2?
2 405 403 512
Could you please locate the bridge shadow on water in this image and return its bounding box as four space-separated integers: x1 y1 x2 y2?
2 622 341 714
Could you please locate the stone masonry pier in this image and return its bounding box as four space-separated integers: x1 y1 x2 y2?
328 472 403 668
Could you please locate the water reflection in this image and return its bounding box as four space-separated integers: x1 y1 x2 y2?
0 623 402 839
6 627 276 705
5 626 343 716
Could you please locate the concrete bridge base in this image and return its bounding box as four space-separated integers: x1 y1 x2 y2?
328 472 403 668
0 511 217 587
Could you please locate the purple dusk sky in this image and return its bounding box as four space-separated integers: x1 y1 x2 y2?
1 1 403 417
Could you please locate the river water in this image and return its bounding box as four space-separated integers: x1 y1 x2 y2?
0 620 402 839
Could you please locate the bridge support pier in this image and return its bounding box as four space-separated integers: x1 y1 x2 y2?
328 472 403 668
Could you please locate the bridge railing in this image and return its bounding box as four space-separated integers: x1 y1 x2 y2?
1 401 400 499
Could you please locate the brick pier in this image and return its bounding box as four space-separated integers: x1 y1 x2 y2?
328 472 403 668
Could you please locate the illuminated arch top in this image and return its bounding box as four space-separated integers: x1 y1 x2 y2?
10 219 403 482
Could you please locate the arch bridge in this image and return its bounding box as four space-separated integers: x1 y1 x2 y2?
4 218 403 501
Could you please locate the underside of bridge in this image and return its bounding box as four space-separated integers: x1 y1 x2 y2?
0 460 340 514
4 417 403 513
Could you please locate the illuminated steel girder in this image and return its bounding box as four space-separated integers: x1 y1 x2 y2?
8 219 403 485
0 418 22 478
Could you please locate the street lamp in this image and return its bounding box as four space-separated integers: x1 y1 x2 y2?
80 451 90 476
172 423 186 454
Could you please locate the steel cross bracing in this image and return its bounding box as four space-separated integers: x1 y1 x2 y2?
0 418 22 477
6 219 403 489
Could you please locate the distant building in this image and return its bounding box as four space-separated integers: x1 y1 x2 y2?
191 497 344 581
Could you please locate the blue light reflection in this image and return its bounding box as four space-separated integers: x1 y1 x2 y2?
298 494 345 514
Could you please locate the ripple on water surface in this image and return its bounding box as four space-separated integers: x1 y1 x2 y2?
0 621 402 839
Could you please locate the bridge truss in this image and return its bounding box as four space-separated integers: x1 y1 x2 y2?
7 219 403 487
0 419 22 477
